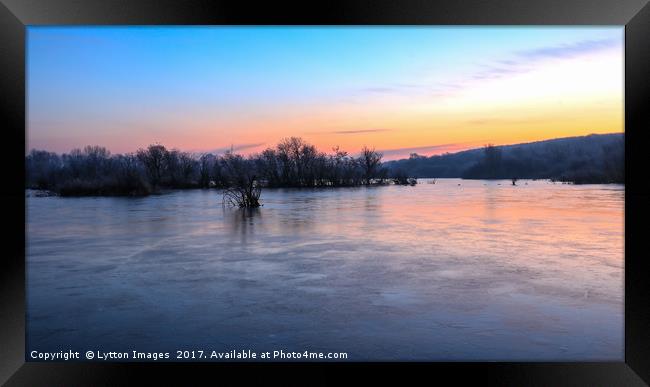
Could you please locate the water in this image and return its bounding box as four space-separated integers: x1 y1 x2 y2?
26 179 624 361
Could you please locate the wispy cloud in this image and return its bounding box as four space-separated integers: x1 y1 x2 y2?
354 37 620 100
202 142 266 155
334 129 391 135
310 128 392 135
358 83 453 98
467 38 619 83
469 65 530 81
361 87 397 94
380 143 472 160
515 38 620 60
465 115 564 126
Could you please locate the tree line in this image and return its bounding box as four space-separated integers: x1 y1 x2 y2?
385 133 624 184
26 137 411 199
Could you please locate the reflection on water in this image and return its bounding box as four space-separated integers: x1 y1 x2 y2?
26 179 624 361
226 208 263 243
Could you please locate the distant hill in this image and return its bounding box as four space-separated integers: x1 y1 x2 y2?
384 133 624 184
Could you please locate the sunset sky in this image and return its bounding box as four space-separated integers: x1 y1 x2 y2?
27 27 623 160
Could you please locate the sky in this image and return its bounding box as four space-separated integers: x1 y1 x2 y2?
27 26 624 160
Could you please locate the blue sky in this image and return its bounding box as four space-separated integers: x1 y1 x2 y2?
27 26 623 158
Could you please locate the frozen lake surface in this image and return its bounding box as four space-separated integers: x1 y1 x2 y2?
26 179 624 361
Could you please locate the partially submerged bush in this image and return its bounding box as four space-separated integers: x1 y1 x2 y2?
223 185 261 208
221 152 262 208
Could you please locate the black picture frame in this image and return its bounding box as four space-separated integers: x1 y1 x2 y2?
1 0 649 385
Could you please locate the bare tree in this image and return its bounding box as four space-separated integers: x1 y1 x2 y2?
178 152 198 187
221 152 261 208
136 144 168 188
359 146 383 185
26 150 62 189
199 153 216 188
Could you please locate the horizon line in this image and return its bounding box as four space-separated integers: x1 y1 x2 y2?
26 132 623 161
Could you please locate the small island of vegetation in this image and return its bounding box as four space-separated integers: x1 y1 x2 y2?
25 137 411 207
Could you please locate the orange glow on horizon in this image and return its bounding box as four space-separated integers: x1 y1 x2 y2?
27 28 623 160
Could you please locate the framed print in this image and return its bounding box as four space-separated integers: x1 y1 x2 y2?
1 0 649 385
